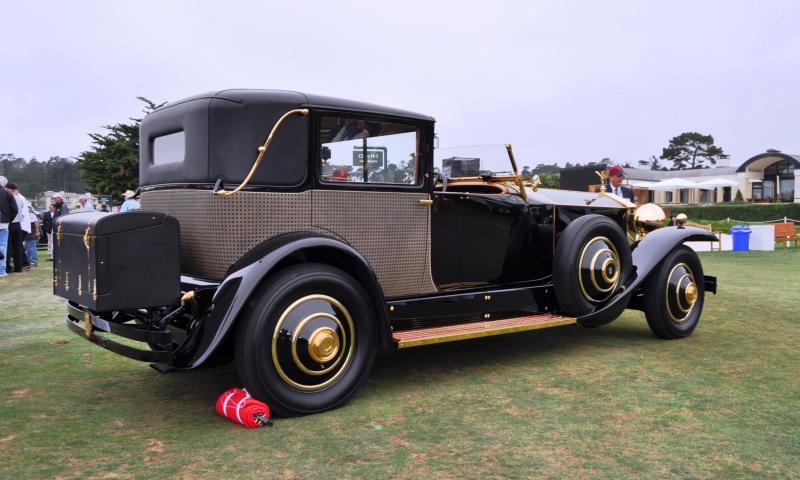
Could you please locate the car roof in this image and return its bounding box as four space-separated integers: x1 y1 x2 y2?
154 89 436 122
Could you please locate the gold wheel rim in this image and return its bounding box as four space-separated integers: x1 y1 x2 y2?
271 294 356 392
666 263 697 324
289 312 346 377
578 236 621 303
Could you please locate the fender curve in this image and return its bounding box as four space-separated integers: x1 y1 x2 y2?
183 232 388 368
577 226 718 325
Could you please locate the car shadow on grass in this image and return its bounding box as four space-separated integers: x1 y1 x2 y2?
137 319 657 416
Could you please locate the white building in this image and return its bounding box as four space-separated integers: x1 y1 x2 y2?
622 150 798 204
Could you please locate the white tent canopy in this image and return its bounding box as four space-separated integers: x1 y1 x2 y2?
695 178 739 189
648 178 699 191
626 180 654 188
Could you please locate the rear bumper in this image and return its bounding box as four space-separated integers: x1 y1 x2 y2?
704 275 717 295
65 302 174 364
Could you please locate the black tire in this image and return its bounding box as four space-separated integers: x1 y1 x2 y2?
235 263 376 417
644 246 704 339
553 214 632 316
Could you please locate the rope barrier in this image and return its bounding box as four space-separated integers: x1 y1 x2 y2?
721 217 800 224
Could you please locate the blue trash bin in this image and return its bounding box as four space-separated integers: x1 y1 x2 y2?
730 225 751 251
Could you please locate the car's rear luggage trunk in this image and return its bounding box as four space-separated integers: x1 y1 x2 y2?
53 211 181 311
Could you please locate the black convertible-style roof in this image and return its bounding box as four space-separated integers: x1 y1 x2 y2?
140 89 435 188
153 89 435 122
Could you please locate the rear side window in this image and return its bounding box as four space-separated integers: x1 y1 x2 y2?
319 116 419 185
152 131 185 165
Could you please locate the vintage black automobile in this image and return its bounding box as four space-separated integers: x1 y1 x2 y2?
54 90 717 416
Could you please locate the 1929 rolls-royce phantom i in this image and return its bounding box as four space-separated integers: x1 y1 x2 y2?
54 90 717 416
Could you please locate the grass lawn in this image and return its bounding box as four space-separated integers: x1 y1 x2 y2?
1 249 798 479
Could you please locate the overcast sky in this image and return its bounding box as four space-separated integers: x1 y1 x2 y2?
2 1 799 169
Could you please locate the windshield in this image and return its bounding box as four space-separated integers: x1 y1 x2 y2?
434 144 516 178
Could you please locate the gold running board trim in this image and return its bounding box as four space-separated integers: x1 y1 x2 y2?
393 314 576 349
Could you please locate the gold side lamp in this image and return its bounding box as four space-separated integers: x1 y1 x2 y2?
634 203 666 237
215 108 310 196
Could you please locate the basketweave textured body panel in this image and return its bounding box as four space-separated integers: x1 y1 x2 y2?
140 189 437 298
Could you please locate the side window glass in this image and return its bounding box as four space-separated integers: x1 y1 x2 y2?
320 116 419 185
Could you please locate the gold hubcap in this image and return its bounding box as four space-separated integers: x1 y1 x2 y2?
579 236 622 303
308 327 339 363
666 263 698 324
685 282 697 305
272 294 356 392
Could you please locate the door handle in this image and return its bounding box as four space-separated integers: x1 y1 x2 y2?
418 198 433 206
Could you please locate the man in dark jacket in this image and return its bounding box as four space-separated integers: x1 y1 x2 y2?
0 176 20 276
49 192 69 261
606 165 636 203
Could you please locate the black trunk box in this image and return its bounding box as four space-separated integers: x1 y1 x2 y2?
53 211 180 311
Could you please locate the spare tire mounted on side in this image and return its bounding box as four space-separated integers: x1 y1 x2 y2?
552 214 631 316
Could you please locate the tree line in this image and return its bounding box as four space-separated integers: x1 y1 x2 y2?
0 154 86 197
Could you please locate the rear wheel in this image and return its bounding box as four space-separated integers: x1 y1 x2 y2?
643 246 704 339
235 263 376 416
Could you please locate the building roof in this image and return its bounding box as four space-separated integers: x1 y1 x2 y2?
624 167 738 181
736 151 800 173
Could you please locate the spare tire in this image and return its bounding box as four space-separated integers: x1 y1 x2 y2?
552 214 632 316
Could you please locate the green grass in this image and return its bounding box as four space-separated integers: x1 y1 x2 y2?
1 250 799 479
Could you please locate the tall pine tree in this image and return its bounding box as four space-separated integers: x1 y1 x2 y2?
660 132 724 169
76 97 165 200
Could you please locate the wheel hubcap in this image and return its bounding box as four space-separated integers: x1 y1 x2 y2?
272 294 355 392
308 327 340 363
666 263 698 324
578 236 622 303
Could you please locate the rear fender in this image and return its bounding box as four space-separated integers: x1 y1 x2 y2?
578 226 717 325
183 232 388 368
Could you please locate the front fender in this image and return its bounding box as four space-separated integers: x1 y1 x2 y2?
577 226 717 325
181 232 387 368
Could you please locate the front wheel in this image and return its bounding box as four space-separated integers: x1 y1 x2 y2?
643 246 705 339
235 263 376 416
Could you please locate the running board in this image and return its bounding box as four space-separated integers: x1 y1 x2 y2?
392 314 576 349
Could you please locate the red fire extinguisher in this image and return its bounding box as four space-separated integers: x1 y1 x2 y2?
216 388 272 428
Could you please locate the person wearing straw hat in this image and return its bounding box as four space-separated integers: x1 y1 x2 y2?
119 190 141 213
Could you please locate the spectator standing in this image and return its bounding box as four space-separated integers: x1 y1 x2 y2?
606 165 636 203
42 205 54 256
5 183 28 273
50 192 70 260
78 194 96 212
24 206 41 267
0 176 19 277
119 190 141 212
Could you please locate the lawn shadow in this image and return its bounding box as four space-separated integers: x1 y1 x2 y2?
114 318 658 416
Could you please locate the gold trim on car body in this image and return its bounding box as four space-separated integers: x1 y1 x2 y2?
215 108 310 197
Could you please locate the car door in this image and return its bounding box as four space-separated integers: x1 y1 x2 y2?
312 113 437 299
